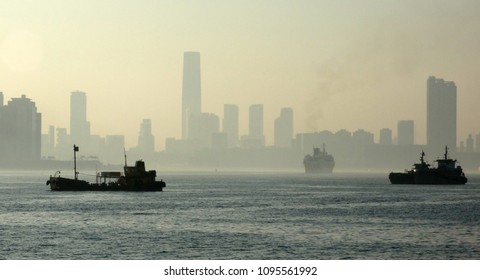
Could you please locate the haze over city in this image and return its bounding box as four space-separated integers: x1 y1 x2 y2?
1 0 480 150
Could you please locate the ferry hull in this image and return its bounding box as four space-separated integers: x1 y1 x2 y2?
304 162 334 174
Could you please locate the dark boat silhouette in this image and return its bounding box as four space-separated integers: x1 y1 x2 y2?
389 146 467 185
46 145 166 191
303 144 335 174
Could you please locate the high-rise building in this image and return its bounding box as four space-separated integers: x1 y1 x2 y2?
41 125 56 158
103 135 125 164
138 119 155 154
397 120 414 146
0 94 42 161
188 112 220 149
55 127 70 160
352 129 374 146
274 107 293 148
379 128 393 145
182 52 201 140
70 91 90 147
222 104 239 148
476 133 480 152
466 134 474 153
248 104 264 147
427 76 457 152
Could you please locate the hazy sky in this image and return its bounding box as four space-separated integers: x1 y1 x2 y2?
1 0 480 149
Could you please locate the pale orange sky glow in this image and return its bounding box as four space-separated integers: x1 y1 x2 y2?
1 0 480 149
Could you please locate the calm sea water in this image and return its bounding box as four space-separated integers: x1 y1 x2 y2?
1 171 479 260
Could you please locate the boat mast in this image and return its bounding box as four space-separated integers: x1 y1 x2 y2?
124 147 127 167
73 145 79 180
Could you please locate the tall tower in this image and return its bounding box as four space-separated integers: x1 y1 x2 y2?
70 91 90 147
427 76 457 153
248 104 264 147
182 52 201 140
222 104 239 148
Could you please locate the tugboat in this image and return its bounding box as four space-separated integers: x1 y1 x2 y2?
46 145 166 191
389 146 467 185
303 144 335 174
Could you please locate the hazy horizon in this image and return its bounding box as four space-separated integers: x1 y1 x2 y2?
1 0 480 149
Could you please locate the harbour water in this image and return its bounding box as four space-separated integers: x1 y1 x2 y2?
1 171 479 259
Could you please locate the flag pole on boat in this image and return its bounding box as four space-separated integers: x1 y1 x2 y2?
73 145 79 180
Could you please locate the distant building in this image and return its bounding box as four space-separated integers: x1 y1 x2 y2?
70 91 90 148
182 52 201 140
103 135 125 164
466 134 474 153
55 127 70 160
165 137 186 154
222 104 239 148
0 94 42 161
427 76 457 152
352 129 374 146
274 107 293 148
246 104 264 147
476 133 480 152
379 128 393 145
397 120 414 146
188 112 220 149
211 132 228 150
41 125 56 158
137 119 155 154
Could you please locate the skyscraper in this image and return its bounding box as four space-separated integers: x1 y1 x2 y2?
397 120 414 146
427 76 457 152
379 128 393 145
182 52 201 140
0 95 42 161
188 112 219 149
138 119 155 154
70 91 90 147
222 104 239 148
274 107 293 148
248 104 264 147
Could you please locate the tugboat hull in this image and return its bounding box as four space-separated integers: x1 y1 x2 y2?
47 176 92 191
47 176 166 191
388 172 414 184
389 172 467 185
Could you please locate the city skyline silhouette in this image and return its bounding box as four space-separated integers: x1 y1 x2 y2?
1 1 480 150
